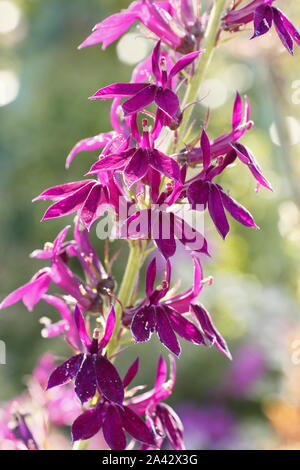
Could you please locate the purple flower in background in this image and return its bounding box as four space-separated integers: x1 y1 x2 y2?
124 257 207 356
128 355 184 450
79 0 204 54
90 41 203 122
47 305 124 405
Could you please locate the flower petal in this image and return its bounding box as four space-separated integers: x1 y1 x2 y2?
122 85 157 115
166 307 205 345
95 356 124 404
155 306 181 356
201 129 211 171
273 7 294 55
72 407 103 441
145 258 157 298
123 358 139 389
75 356 97 404
46 354 84 390
220 188 259 229
169 50 203 78
66 134 113 169
74 305 92 350
33 180 92 202
124 149 149 187
155 88 180 121
102 405 126 450
131 306 156 343
90 83 149 100
98 306 116 352
208 184 230 239
150 149 180 181
121 406 156 447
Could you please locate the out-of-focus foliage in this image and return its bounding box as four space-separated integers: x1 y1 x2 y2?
0 0 300 449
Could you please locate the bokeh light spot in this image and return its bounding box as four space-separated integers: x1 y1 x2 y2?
117 33 150 65
0 70 20 106
0 1 21 34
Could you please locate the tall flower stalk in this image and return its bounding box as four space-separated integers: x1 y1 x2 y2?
1 0 299 451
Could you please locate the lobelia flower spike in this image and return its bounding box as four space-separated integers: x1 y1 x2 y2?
122 256 230 357
89 41 203 123
128 355 185 450
78 0 205 54
47 305 124 406
222 0 300 55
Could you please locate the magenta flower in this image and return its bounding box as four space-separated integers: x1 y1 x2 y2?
186 130 259 239
0 225 115 313
47 305 124 405
186 93 253 164
72 357 159 450
89 41 202 122
124 257 207 356
79 0 204 54
121 204 209 259
128 356 184 450
88 118 180 187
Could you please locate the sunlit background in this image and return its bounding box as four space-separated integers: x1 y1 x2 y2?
0 0 300 450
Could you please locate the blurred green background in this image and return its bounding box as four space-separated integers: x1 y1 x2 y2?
1 0 300 449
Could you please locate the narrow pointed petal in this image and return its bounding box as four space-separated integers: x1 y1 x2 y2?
208 184 230 239
66 134 113 169
72 407 103 441
191 304 232 360
152 41 162 82
46 354 84 390
74 305 92 350
124 149 149 187
121 406 156 447
98 306 116 352
150 149 180 181
0 271 51 311
42 182 95 221
155 306 181 356
95 356 124 404
155 355 167 391
280 10 300 46
155 236 177 259
33 180 92 201
201 129 211 171
220 188 259 229
146 258 157 298
88 151 131 174
90 83 148 100
123 358 139 389
157 403 185 450
169 50 203 78
167 308 205 345
251 5 272 39
232 92 243 129
131 306 156 343
78 10 140 49
79 184 105 230
231 142 273 190
102 405 126 450
273 8 294 54
122 85 157 115
75 356 97 404
155 88 180 121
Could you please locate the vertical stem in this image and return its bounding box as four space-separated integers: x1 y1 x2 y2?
108 240 142 354
177 0 227 146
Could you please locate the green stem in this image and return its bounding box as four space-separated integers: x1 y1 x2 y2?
73 439 89 451
176 0 227 147
107 240 143 354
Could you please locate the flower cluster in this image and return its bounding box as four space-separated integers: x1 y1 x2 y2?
1 0 298 451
